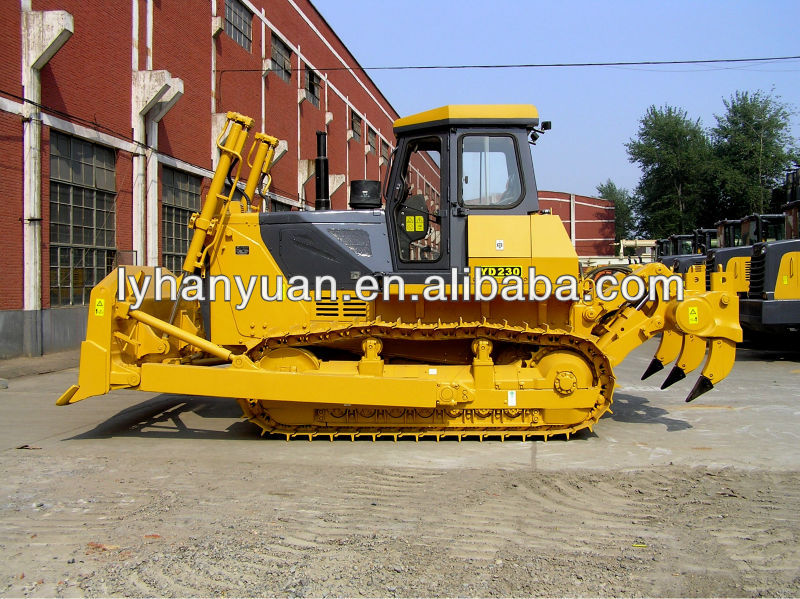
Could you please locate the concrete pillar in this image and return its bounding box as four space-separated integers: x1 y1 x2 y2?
299 159 315 198
211 112 228 170
21 8 73 356
329 174 346 197
131 70 182 266
275 140 288 165
296 49 302 206
297 161 344 209
145 81 183 266
211 0 221 167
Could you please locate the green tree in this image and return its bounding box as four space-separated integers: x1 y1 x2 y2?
625 105 714 238
596 179 636 241
711 90 799 216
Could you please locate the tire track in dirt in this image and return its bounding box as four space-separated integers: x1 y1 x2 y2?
3 451 800 597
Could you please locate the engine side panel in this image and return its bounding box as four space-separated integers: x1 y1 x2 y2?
259 210 392 288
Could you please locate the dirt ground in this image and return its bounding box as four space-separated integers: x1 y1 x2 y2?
1 340 799 597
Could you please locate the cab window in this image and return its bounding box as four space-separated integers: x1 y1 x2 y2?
460 135 523 208
392 137 442 263
765 221 785 242
741 222 754 246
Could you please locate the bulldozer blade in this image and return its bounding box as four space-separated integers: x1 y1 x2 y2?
641 357 664 380
686 375 714 402
660 366 686 389
56 384 80 406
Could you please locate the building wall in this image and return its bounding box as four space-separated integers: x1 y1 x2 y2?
0 0 404 357
36 0 133 142
0 111 24 313
538 191 616 256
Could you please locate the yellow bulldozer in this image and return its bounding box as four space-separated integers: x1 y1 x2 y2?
58 105 742 440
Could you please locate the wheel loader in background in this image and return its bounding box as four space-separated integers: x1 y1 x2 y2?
666 229 717 274
740 174 800 334
705 213 785 297
57 105 742 440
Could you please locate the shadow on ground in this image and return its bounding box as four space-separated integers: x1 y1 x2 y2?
70 392 689 444
70 394 260 441
735 344 800 363
70 396 565 443
606 392 691 432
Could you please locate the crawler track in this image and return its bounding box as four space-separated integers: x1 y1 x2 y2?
238 320 614 440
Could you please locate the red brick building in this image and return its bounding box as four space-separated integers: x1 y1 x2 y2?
538 191 616 256
0 0 613 358
1 0 407 357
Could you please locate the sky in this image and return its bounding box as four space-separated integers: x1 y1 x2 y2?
313 0 800 198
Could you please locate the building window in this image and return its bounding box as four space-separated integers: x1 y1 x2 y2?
270 33 292 82
367 128 377 154
49 131 116 307
162 167 202 274
380 140 390 162
305 66 321 108
225 0 252 52
351 111 362 142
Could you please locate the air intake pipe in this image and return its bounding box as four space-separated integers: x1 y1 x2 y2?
314 131 330 211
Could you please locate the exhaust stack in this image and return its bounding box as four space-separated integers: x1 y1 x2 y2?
314 131 330 211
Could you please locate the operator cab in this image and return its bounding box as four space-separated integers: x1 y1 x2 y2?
715 219 742 248
784 200 800 240
672 228 718 273
258 105 544 288
386 105 541 275
655 239 670 260
741 213 785 246
658 234 692 266
693 228 717 254
671 234 694 256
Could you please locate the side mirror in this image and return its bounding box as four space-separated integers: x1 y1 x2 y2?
528 121 551 145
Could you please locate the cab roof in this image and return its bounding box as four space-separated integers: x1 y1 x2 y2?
393 104 539 134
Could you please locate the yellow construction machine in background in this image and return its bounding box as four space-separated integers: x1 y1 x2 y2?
58 106 742 440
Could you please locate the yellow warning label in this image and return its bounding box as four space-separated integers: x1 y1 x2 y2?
94 299 105 317
405 215 414 231
687 306 699 325
783 275 789 285
415 215 425 232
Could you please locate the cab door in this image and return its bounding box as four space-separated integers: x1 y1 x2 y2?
387 134 449 275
